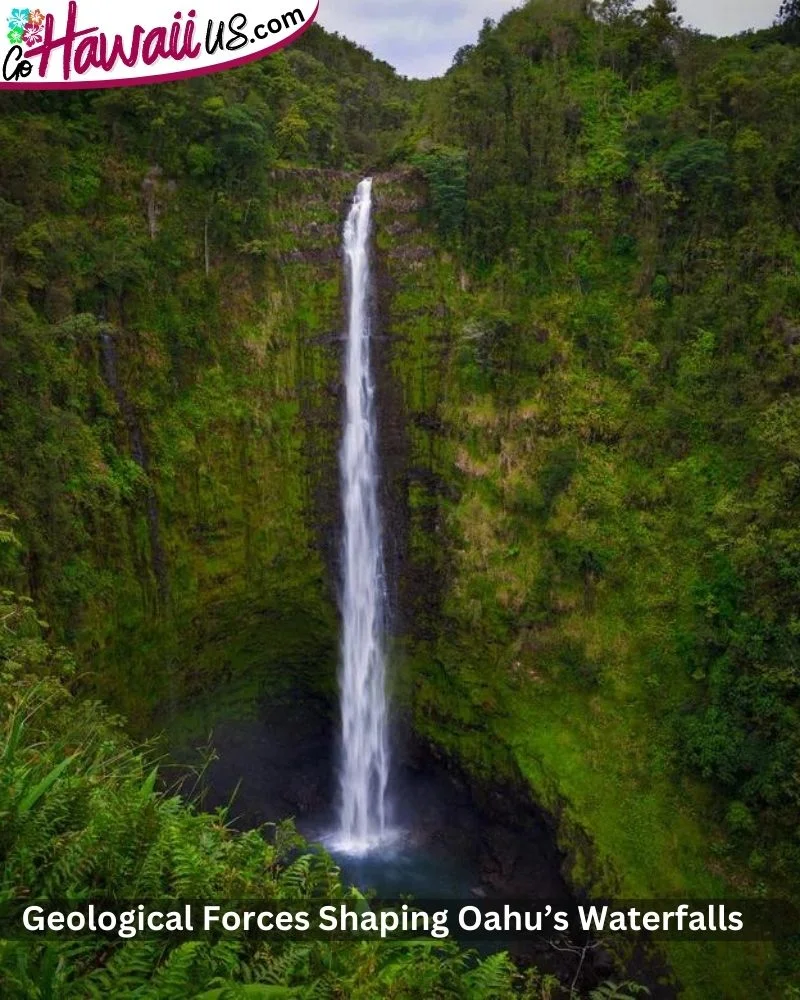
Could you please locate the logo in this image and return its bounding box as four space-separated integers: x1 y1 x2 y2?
1 0 317 88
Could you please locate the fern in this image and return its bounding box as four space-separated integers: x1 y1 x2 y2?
1 593 632 1000
463 950 517 999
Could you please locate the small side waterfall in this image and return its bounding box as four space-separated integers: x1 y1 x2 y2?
335 177 390 854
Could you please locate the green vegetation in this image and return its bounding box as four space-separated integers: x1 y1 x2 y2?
385 1 800 995
413 0 800 885
0 25 415 721
0 591 562 999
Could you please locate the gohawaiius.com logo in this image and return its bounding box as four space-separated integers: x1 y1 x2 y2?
2 0 316 88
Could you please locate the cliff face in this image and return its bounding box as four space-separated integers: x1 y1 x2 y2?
3 12 799 997
0 147 522 815
374 174 771 998
2 169 358 721
0 160 777 997
0 25 416 723
2 165 456 725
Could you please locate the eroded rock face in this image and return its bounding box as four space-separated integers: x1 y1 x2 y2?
369 170 459 643
12 163 450 731
263 168 460 658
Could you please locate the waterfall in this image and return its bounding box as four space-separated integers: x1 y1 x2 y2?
335 177 390 854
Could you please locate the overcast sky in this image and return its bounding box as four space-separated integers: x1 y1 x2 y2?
316 1 780 79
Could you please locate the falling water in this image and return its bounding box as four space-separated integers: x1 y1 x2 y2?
335 177 390 854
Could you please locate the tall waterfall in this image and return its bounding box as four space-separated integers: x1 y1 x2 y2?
335 177 390 853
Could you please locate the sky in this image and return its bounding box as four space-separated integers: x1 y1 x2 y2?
316 1 780 79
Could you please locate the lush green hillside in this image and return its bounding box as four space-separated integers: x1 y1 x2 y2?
410 0 800 887
389 1 800 995
0 26 414 722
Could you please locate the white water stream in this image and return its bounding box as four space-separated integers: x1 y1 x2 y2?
334 178 390 854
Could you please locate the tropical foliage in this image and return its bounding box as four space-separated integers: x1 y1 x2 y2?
0 591 558 999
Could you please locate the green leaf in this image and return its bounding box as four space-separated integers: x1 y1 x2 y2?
138 766 159 804
18 755 77 815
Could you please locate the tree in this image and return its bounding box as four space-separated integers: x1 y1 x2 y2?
590 0 635 25
777 0 800 43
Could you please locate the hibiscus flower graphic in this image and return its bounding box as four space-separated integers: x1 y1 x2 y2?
6 8 30 30
27 6 44 25
22 20 41 44
6 24 23 43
